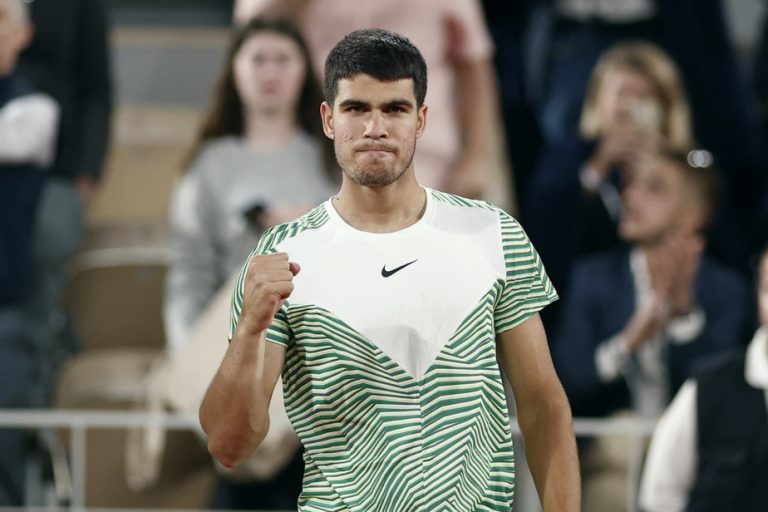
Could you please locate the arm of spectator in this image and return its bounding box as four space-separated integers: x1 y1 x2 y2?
440 3 498 199
665 307 706 343
0 94 59 166
594 333 630 382
233 0 310 23
655 238 750 358
594 296 669 381
498 314 581 511
444 57 498 199
164 171 222 351
638 380 697 512
72 0 113 184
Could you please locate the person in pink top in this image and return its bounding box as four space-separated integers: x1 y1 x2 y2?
234 0 501 199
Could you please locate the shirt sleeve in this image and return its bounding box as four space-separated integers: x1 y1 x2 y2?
494 211 558 333
227 228 292 347
638 380 698 512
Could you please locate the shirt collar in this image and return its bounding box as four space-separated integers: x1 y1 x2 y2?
630 248 653 303
745 327 768 390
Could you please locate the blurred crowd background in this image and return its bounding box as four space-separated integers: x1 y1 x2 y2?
1 0 768 510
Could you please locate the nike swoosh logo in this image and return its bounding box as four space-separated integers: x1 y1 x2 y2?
381 259 418 278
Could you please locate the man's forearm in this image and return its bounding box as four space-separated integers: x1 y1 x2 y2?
199 326 275 468
519 393 581 511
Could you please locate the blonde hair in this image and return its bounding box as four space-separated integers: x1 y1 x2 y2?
579 41 693 152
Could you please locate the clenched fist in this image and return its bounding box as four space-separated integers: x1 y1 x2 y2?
241 252 301 333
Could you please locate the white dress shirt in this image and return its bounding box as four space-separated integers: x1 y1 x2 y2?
595 249 706 417
638 327 768 512
0 92 59 167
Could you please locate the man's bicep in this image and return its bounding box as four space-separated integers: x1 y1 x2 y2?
497 313 563 405
262 338 287 400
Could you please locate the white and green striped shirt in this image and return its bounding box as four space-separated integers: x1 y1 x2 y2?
229 189 557 511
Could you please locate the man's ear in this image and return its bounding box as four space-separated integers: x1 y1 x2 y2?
416 104 428 139
320 102 334 140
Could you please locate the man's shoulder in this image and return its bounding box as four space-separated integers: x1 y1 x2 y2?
430 189 500 212
429 189 522 238
571 247 631 283
429 189 516 224
256 202 330 253
697 255 748 291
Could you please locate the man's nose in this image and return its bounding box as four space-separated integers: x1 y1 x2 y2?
364 112 387 138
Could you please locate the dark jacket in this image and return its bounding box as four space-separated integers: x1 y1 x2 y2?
17 0 112 181
552 247 752 417
687 352 768 512
0 75 47 302
523 136 618 299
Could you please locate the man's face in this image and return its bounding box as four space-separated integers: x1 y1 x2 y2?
320 74 427 188
0 0 31 76
618 157 692 244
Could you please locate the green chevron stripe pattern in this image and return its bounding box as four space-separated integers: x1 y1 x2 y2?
227 204 329 342
227 190 557 511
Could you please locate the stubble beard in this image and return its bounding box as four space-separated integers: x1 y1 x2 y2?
337 138 417 188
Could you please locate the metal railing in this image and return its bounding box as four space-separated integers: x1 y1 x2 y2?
0 410 659 512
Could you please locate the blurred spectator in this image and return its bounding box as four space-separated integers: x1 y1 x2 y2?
552 150 751 511
525 42 692 321
639 245 768 512
756 8 768 142
234 0 503 200
522 0 768 257
480 0 542 206
164 17 335 509
16 0 112 406
0 0 59 504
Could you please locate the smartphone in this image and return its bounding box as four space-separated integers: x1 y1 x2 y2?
630 100 663 132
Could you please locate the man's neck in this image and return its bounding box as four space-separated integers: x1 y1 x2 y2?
332 172 426 233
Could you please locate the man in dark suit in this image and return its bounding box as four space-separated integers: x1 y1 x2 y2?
16 0 112 406
552 149 752 510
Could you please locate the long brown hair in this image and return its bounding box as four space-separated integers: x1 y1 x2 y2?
580 41 693 152
184 16 334 176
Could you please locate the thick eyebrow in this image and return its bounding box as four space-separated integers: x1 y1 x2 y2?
382 98 415 110
338 99 370 109
337 98 415 110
